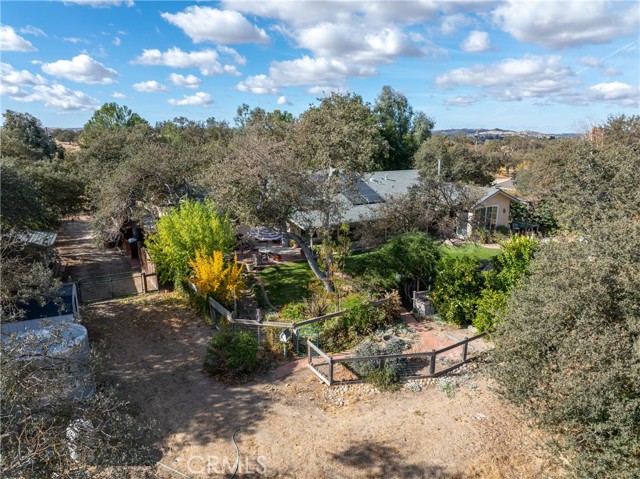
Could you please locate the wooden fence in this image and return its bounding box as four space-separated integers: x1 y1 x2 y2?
77 270 158 303
189 280 391 353
307 332 488 386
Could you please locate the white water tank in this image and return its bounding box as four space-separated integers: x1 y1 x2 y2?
1 319 95 401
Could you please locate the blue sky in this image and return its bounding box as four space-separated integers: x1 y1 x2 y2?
1 0 638 132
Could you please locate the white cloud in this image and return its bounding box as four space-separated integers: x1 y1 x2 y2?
63 37 90 44
217 45 246 65
161 6 269 44
602 67 621 77
20 25 47 37
276 95 290 106
461 31 490 53
113 36 121 46
439 13 470 35
63 0 134 7
112 91 127 99
237 56 376 94
223 0 440 28
16 83 99 110
169 73 202 89
579 56 601 68
1 62 47 86
167 91 213 106
0 84 30 98
445 94 484 107
236 74 279 95
0 25 36 52
436 55 579 102
306 85 343 95
42 54 118 84
132 80 168 93
494 0 640 49
132 47 240 76
589 82 639 107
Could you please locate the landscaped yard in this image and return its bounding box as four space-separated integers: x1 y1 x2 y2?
257 260 315 307
82 292 553 479
258 243 501 308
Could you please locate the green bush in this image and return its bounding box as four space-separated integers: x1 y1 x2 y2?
431 256 483 325
279 302 306 322
204 330 258 377
492 221 640 478
473 235 538 332
320 294 399 351
350 337 408 375
364 368 401 392
473 287 508 332
345 232 440 295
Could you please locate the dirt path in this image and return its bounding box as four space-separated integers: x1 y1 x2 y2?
55 214 132 281
84 294 554 479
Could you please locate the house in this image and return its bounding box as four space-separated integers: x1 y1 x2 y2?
459 187 523 237
289 169 523 239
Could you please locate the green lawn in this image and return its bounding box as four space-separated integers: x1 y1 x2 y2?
439 243 500 264
257 261 315 307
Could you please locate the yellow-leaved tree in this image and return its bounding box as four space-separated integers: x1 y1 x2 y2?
188 250 244 306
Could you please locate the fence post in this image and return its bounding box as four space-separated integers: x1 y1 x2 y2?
141 272 147 294
429 349 436 375
462 337 469 362
110 276 114 299
328 358 334 386
307 341 311 364
412 290 416 310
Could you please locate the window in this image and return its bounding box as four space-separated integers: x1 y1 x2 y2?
474 205 498 230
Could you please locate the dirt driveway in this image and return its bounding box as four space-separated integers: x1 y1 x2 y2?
83 294 554 479
55 215 132 281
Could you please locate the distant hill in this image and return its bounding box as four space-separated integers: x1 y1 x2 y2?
434 128 578 140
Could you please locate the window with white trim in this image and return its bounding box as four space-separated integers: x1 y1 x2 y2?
474 205 498 230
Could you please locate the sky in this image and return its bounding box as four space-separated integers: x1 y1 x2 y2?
0 0 638 132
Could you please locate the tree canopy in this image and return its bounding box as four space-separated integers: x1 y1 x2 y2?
373 85 433 170
414 135 496 185
145 199 236 288
491 221 640 477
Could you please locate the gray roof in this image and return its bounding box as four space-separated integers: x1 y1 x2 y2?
291 169 522 230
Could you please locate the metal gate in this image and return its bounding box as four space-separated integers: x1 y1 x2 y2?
77 271 158 303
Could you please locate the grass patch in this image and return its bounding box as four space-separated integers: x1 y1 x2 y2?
258 261 315 307
439 244 500 264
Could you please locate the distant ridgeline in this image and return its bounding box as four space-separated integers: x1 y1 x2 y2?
434 128 578 141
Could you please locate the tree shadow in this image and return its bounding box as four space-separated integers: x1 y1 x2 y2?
331 442 449 479
83 294 273 459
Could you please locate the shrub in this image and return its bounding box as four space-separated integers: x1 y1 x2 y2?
279 302 306 322
350 337 409 391
320 294 398 351
473 287 509 332
145 199 236 289
473 235 538 332
188 250 244 307
491 221 640 478
431 256 483 325
204 330 258 377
